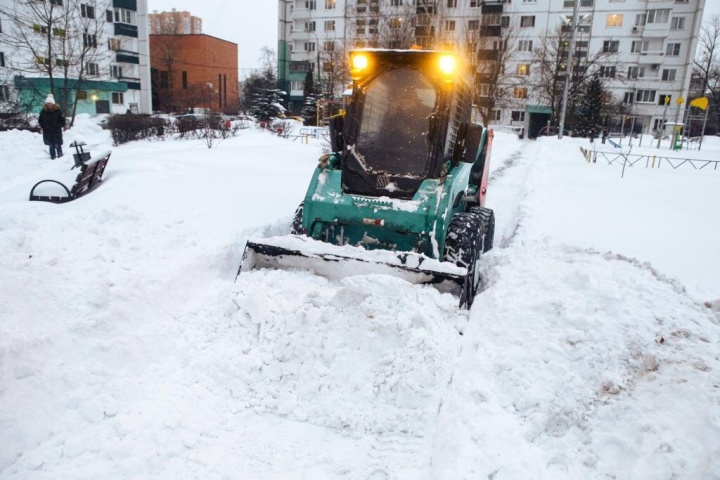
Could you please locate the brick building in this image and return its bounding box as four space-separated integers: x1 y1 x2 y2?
150 34 238 113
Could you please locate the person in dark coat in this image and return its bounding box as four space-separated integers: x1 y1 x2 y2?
38 94 66 159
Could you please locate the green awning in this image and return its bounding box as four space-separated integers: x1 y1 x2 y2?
526 105 552 114
14 76 128 92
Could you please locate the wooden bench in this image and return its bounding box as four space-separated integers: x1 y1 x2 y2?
29 142 111 203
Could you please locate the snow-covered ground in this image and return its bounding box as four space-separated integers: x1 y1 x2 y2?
1 116 719 479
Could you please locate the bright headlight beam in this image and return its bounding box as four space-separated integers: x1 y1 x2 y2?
352 55 368 70
439 55 456 75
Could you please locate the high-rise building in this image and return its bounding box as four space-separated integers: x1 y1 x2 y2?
0 0 152 114
149 9 202 35
279 0 706 136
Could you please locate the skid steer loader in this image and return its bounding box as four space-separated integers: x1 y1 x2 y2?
240 49 495 307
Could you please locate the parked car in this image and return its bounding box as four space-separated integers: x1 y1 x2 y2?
537 126 569 137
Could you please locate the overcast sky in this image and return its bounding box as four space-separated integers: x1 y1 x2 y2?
145 1 720 75
147 0 278 77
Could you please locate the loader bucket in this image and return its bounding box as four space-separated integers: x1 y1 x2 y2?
238 235 476 306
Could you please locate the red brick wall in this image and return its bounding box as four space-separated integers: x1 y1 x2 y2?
150 34 239 113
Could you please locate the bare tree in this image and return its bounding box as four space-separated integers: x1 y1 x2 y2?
151 10 187 111
530 25 614 125
0 0 109 123
693 14 720 130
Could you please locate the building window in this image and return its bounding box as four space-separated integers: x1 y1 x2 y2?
325 20 335 31
304 42 315 52
627 66 639 79
110 64 122 78
76 90 87 100
305 21 315 32
37 56 49 65
470 0 481 7
447 0 457 6
511 111 525 122
513 87 528 99
290 80 303 92
671 17 685 30
564 0 594 6
623 92 634 104
482 14 500 26
159 71 169 88
606 14 623 27
55 58 68 67
108 38 121 50
112 92 124 105
518 40 533 52
0 85 11 102
491 109 501 121
520 16 535 27
501 16 510 28
82 33 97 48
106 9 113 22
516 64 530 75
306 0 316 9
182 71 187 89
445 20 455 31
478 84 490 97
391 0 402 5
114 8 136 25
325 0 336 8
0 52 4 67
50 0 63 5
87 62 99 75
81 4 95 19
630 41 645 53
666 42 681 56
647 9 670 24
662 69 676 81
635 89 656 103
602 40 619 53
389 18 402 29
599 66 616 78
523 0 537 3
468 20 479 30
658 94 671 105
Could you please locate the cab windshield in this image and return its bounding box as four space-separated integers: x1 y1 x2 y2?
356 67 436 177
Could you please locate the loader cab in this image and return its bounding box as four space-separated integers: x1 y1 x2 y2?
338 50 473 200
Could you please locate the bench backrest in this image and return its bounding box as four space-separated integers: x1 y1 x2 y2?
70 153 111 199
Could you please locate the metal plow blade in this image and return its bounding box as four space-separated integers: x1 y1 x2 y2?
238 235 473 305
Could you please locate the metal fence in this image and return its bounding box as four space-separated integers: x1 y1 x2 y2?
580 146 720 177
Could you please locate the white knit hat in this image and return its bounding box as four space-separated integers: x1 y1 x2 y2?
45 94 55 104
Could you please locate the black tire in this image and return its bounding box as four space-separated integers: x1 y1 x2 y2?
290 202 307 235
444 212 484 307
470 206 495 253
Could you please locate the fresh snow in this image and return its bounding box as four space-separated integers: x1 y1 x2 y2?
1 117 719 479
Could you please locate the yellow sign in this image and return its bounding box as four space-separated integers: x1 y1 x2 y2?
676 96 684 105
690 96 709 110
665 96 670 105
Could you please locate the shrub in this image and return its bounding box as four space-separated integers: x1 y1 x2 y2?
108 114 170 145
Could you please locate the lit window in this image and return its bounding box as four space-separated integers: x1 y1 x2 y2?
513 87 528 99
516 64 530 75
325 0 336 8
606 14 623 27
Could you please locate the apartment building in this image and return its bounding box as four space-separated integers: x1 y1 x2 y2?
0 0 152 115
279 0 706 135
149 9 202 35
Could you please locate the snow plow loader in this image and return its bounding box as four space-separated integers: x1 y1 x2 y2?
240 49 495 307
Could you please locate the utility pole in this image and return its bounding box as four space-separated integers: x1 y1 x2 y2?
558 0 581 140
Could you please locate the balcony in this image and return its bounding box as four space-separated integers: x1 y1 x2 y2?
477 49 499 61
116 51 140 64
639 51 665 65
481 3 503 13
479 26 501 37
642 22 670 38
113 0 136 10
114 23 138 38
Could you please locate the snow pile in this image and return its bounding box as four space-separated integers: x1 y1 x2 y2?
1 121 719 479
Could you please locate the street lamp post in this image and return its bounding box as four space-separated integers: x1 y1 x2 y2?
558 1 582 140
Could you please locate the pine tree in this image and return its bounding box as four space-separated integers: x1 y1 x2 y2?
575 76 604 137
